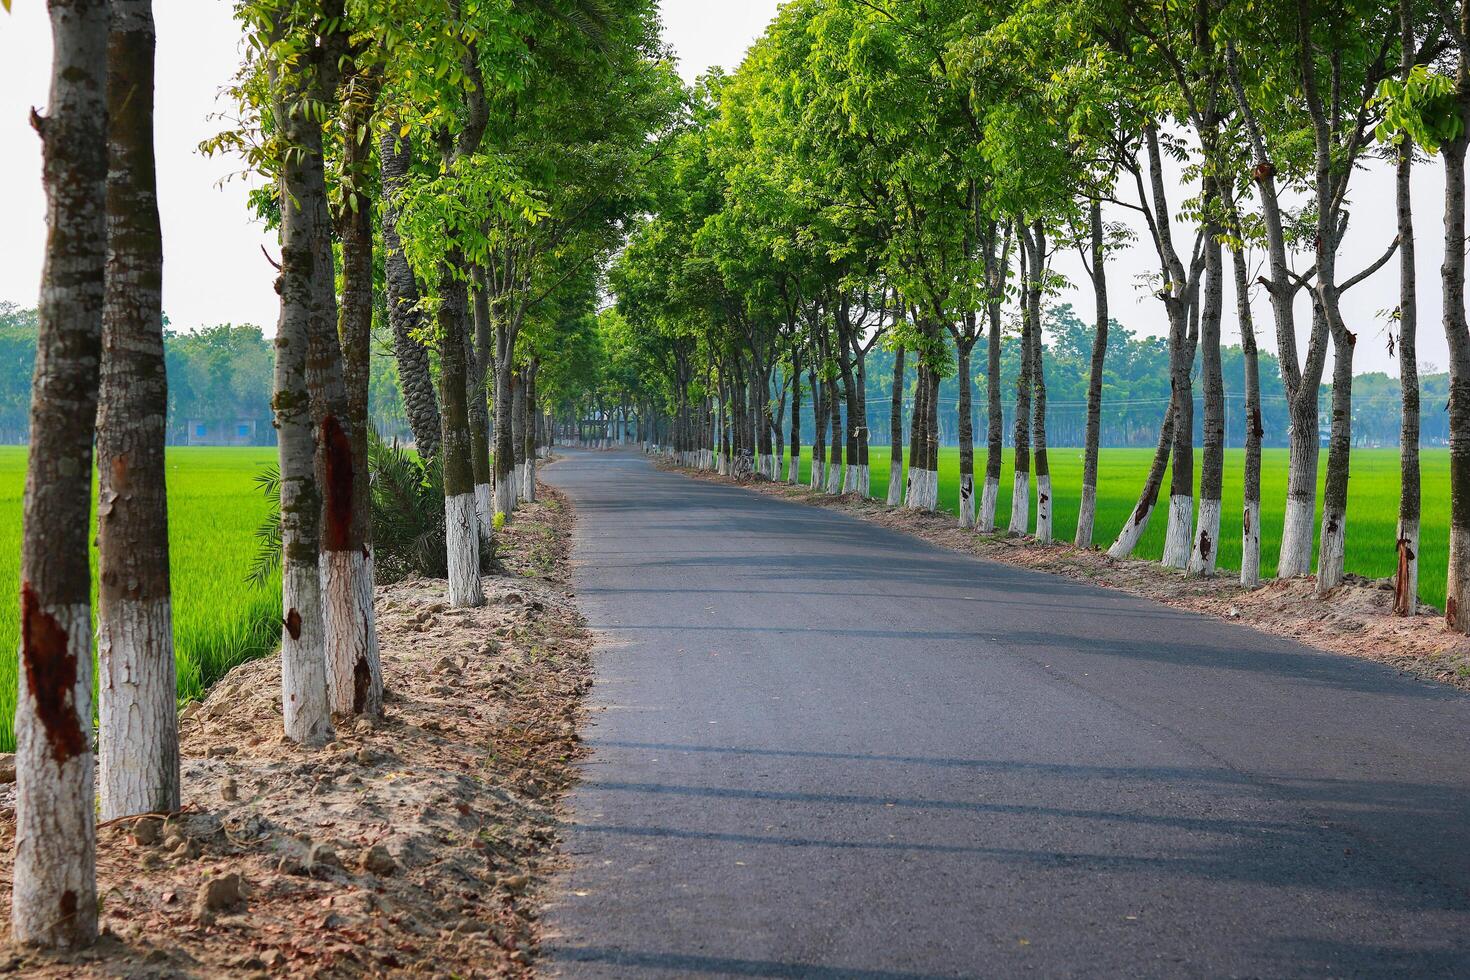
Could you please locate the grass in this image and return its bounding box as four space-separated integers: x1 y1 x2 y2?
0 447 280 753
788 446 1448 611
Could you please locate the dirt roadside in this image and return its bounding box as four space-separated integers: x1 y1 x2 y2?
0 480 591 978
669 461 1470 694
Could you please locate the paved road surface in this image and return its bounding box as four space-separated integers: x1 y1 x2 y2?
542 450 1470 978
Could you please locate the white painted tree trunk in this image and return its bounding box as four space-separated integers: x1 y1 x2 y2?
959 475 975 529
1316 508 1347 593
281 566 333 746
99 598 178 819
853 464 869 499
445 492 484 608
1034 475 1052 544
1188 498 1222 577
522 454 536 502
1075 486 1097 548
493 473 516 519
14 602 97 947
1108 501 1156 559
1241 501 1262 588
474 483 493 541
811 458 825 491
1397 518 1419 615
826 459 843 495
321 549 383 716
887 466 903 506
1278 496 1316 578
1008 472 1029 534
979 476 999 533
1162 495 1193 569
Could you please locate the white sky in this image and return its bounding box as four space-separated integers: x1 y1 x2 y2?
0 0 1442 377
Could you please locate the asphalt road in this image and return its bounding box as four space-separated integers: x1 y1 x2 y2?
541 450 1470 978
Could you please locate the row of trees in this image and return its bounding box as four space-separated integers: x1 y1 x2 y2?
599 0 1470 632
14 0 673 948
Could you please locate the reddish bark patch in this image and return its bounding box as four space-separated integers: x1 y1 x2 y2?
320 415 355 552
60 889 78 924
20 585 86 766
110 454 130 494
284 608 302 640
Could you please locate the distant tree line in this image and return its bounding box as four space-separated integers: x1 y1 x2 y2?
0 303 412 446
757 304 1449 451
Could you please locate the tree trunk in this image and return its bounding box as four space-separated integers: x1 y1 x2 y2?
512 366 527 494
492 321 517 517
438 263 484 608
810 362 825 490
1076 202 1108 549
1449 119 1470 630
906 360 927 508
14 0 109 947
956 330 976 528
522 361 538 502
379 129 440 460
320 64 382 719
1316 316 1355 593
1233 236 1265 589
98 0 179 821
826 375 844 494
1395 2 1421 615
468 279 493 536
1279 310 1325 579
1188 209 1226 577
888 344 905 506
789 346 802 485
1108 406 1176 559
982 283 1004 532
1028 224 1052 544
1010 242 1033 535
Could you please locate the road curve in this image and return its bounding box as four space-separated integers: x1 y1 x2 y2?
542 450 1470 978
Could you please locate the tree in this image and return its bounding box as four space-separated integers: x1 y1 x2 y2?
14 0 110 948
97 0 179 820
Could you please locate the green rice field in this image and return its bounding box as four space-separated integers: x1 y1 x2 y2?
0 447 280 753
789 447 1450 611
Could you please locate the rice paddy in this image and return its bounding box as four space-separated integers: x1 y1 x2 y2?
788 447 1449 611
0 447 280 753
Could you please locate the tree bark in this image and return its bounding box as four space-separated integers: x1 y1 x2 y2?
438 262 484 608
1010 239 1033 535
955 326 977 529
267 18 336 751
468 277 493 535
982 258 1005 532
1316 316 1355 593
15 0 109 947
522 360 539 502
379 129 440 460
1231 231 1265 589
1076 202 1108 549
1188 198 1226 577
1395 0 1421 616
98 0 179 821
321 60 382 719
1027 223 1052 544
789 344 802 485
888 344 905 506
1448 105 1470 630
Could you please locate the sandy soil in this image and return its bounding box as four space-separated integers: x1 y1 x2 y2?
671 461 1470 694
0 484 591 978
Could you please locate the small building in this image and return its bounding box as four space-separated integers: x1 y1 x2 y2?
185 418 261 447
